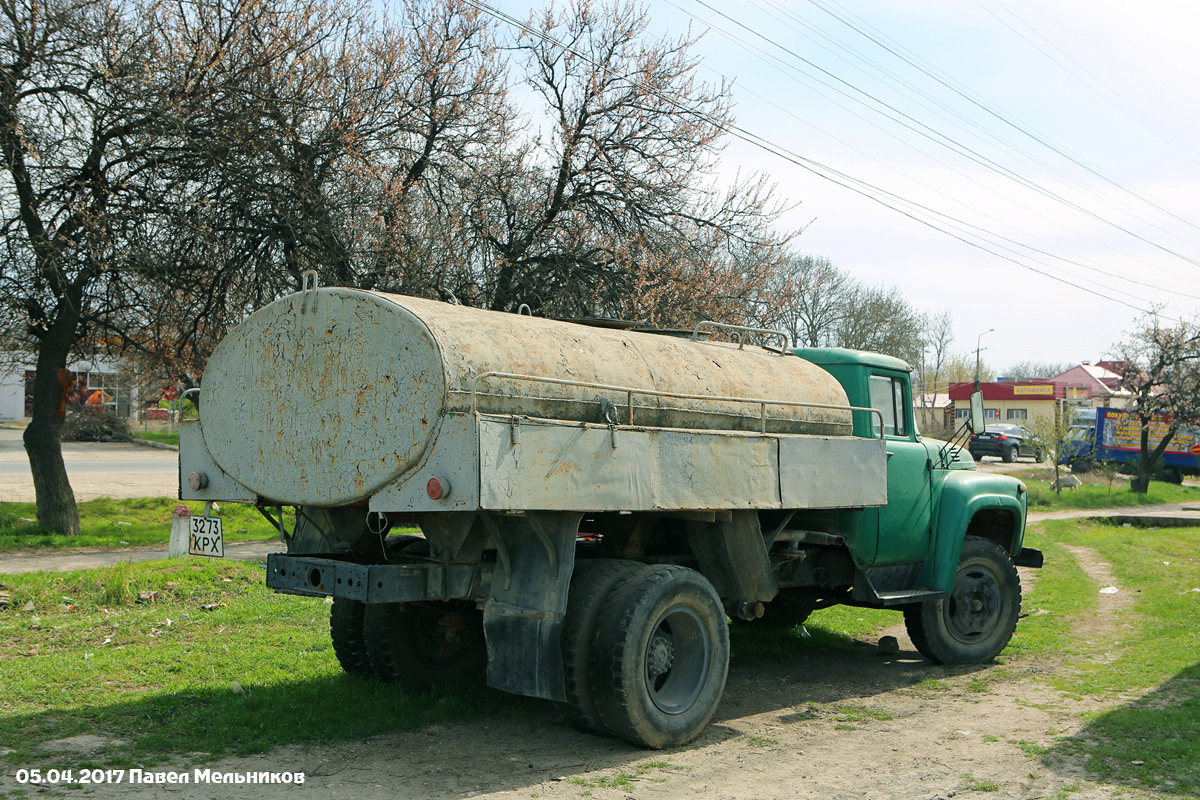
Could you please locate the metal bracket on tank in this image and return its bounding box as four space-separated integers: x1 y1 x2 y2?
599 396 620 448
299 270 320 315
691 321 789 353
509 415 521 445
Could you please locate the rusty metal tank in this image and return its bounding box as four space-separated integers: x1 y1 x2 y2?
199 288 853 506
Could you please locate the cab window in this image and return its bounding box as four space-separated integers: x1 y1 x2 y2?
869 375 908 437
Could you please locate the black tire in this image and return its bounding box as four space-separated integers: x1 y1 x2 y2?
590 565 730 749
904 536 1021 665
363 600 485 686
1002 444 1018 463
330 597 371 677
559 560 645 734
1071 460 1092 475
1165 467 1184 485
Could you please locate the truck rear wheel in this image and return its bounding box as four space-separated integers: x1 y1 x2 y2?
363 601 485 686
904 536 1021 665
560 560 645 734
589 565 729 749
330 597 371 677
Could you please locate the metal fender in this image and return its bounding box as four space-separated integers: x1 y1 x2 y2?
921 470 1027 594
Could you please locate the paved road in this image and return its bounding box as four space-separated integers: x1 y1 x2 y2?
0 538 281 574
0 427 177 501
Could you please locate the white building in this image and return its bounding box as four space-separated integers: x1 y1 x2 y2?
0 355 134 422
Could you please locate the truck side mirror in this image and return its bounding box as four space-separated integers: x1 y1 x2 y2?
969 390 985 434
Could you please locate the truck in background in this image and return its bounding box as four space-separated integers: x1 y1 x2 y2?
180 280 1038 749
1060 407 1200 483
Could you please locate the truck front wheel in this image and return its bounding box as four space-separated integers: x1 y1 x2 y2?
589 565 729 749
363 601 485 686
904 536 1021 665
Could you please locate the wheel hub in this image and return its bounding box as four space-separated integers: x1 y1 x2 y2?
647 635 674 677
946 567 1000 641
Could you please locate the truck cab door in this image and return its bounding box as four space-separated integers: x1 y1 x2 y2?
868 374 933 565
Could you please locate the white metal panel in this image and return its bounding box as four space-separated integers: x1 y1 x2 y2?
479 420 653 510
369 413 480 513
477 420 781 511
178 421 257 502
649 429 780 510
779 436 888 509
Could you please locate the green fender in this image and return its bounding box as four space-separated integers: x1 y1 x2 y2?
920 470 1028 595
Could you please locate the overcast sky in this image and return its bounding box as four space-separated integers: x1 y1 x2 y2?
492 0 1200 371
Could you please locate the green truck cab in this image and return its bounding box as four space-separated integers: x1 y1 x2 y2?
789 347 1036 665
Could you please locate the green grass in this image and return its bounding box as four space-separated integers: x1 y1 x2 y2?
729 605 894 661
0 560 523 767
1021 518 1200 795
1030 519 1200 696
1023 477 1200 509
835 705 893 722
961 773 1001 792
0 498 280 551
131 431 179 447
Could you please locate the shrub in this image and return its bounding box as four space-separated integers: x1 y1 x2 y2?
61 406 132 442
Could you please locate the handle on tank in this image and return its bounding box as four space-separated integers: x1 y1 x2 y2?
690 321 789 352
469 371 884 437
300 269 320 314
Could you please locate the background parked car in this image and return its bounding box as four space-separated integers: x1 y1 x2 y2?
969 423 1042 463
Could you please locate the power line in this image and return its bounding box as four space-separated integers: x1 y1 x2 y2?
664 0 1200 302
810 0 1200 238
684 0 1200 269
461 0 1182 319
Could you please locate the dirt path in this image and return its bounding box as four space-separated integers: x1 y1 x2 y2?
9 551 1158 800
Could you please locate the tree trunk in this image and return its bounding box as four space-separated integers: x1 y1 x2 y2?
1133 420 1177 495
22 308 81 536
1133 423 1153 494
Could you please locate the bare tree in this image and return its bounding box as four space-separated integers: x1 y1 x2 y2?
1003 360 1069 380
470 0 785 317
1027 404 1078 495
764 254 852 348
1113 313 1200 493
0 0 356 533
915 309 953 431
942 352 995 385
833 284 925 366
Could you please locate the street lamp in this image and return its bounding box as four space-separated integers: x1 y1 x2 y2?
975 328 995 391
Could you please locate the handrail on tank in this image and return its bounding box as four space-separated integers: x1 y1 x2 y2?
690 321 789 352
469 371 884 437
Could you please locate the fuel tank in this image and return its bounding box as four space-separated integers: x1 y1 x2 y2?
198 289 853 505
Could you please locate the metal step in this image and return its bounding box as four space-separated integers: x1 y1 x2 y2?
871 588 943 607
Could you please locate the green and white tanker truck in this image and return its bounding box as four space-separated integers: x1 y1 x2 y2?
180 282 1038 749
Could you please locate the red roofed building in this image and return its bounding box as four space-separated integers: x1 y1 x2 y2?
947 380 1066 429
1048 362 1130 407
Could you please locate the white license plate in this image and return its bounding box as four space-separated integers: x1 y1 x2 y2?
188 516 224 558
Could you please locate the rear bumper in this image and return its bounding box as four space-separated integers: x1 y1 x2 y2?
266 553 483 603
